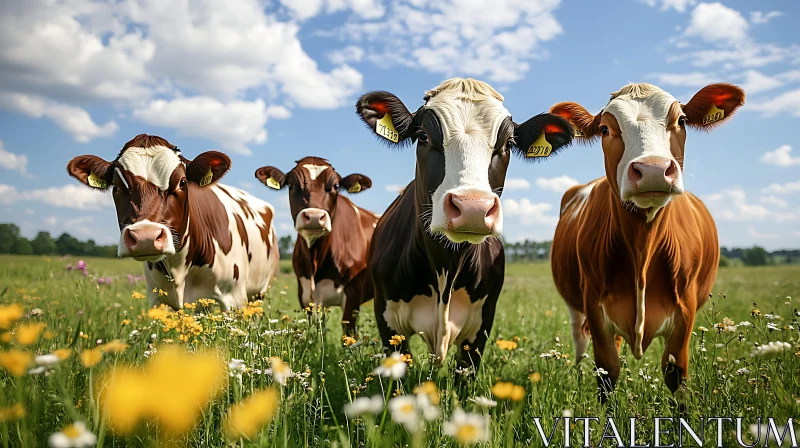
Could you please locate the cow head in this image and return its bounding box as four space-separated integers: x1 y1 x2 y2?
356 78 573 245
551 83 744 222
66 134 231 261
255 157 371 247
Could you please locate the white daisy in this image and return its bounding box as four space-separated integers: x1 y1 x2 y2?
344 395 384 418
468 396 497 408
374 352 407 379
48 422 96 448
388 395 419 432
443 409 489 445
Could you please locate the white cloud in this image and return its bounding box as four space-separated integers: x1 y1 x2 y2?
0 139 27 175
703 188 770 222
503 178 530 191
44 216 57 226
0 92 118 143
133 97 270 156
750 11 782 25
641 0 697 13
266 105 292 120
749 88 800 117
385 184 406 194
502 198 558 226
649 72 715 87
761 180 800 195
279 0 385 21
760 195 788 208
748 226 778 239
534 175 579 193
739 70 783 94
328 46 365 65
760 145 800 167
0 184 18 205
22 185 113 210
684 3 749 44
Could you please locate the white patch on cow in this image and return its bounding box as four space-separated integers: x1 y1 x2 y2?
294 207 331 246
114 167 129 190
314 279 346 308
603 86 684 219
568 307 589 362
424 87 509 242
562 179 599 220
118 220 175 261
303 164 329 180
633 283 646 359
299 277 313 308
117 145 182 191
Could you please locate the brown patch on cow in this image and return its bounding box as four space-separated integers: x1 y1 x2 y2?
257 207 274 253
119 134 177 156
233 264 239 280
234 213 250 253
184 184 232 267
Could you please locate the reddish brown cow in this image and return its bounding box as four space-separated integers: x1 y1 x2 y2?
549 83 745 400
255 157 378 333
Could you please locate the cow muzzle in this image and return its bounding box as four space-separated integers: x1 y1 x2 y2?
119 221 175 261
295 208 332 246
437 190 501 244
623 156 683 209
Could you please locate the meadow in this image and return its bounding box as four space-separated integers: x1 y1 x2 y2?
0 254 798 447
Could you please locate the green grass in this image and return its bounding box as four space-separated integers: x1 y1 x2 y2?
0 254 798 447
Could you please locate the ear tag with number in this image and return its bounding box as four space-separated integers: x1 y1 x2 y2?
347 181 362 193
376 113 399 143
526 133 552 158
266 177 281 190
199 168 213 187
87 173 107 189
574 128 585 138
703 104 724 126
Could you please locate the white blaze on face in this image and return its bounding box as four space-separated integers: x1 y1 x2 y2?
303 164 328 180
425 91 509 238
604 89 685 214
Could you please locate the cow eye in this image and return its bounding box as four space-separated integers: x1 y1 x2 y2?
678 116 687 128
333 183 340 191
179 178 187 189
416 130 429 144
505 138 515 151
600 125 610 137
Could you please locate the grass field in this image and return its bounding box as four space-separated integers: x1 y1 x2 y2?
0 254 798 447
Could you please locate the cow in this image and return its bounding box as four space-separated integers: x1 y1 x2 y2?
255 157 378 333
66 134 280 311
355 78 574 370
548 82 745 400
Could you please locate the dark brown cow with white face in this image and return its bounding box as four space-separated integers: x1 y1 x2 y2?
67 134 279 310
256 157 377 333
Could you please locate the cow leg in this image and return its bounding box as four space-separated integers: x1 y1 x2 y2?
342 275 366 336
662 309 694 394
585 302 621 403
373 291 409 354
568 307 589 362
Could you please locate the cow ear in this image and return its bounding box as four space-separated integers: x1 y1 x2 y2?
550 102 601 142
255 166 286 190
187 151 231 187
683 83 745 130
514 113 575 161
340 174 372 194
66 155 113 190
355 92 415 146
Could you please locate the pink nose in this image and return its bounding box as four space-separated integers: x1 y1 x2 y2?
443 192 500 234
300 210 328 229
124 226 167 254
627 158 678 187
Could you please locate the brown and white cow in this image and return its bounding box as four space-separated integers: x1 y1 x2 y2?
356 78 574 369
67 134 279 310
255 157 378 333
549 83 744 400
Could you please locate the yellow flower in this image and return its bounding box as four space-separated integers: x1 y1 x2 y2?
495 339 518 351
389 335 406 346
545 310 553 317
444 409 489 445
224 388 280 440
0 304 24 329
529 372 542 383
183 303 196 311
342 336 356 347
491 381 526 401
0 403 25 422
121 319 131 326
0 332 11 343
54 348 72 361
44 331 55 340
413 381 440 405
131 291 146 300
81 349 103 368
147 306 170 321
0 350 32 376
101 340 129 354
15 322 47 346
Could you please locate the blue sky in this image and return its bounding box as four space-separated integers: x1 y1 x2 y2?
0 0 798 249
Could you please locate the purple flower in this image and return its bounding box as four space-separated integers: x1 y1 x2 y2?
97 277 113 285
77 260 86 270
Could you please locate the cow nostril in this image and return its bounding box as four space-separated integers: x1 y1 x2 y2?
124 229 137 249
444 193 462 220
664 161 677 180
629 164 643 183
486 197 500 219
301 212 311 224
156 229 167 242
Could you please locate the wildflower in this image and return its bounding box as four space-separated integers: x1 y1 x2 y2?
344 395 384 418
736 368 751 376
0 349 32 376
229 358 247 379
224 388 280 440
443 409 490 445
29 308 43 316
121 319 131 327
390 335 406 346
101 339 129 354
147 306 170 321
34 349 71 368
131 291 146 300
413 381 441 420
48 421 96 448
751 341 792 358
0 332 11 343
563 409 573 417
414 381 440 405
80 349 103 368
721 317 737 332
468 396 497 408
697 326 709 333
529 372 542 383
342 335 357 347
15 322 47 345
767 323 780 331
374 352 407 379
495 339 518 350
491 382 525 401
266 357 292 385
765 313 781 320
388 395 420 432
751 309 761 317
738 321 753 327
0 403 25 422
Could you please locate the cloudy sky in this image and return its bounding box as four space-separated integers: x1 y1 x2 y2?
0 0 798 249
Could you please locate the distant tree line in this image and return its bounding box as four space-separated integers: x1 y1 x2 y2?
0 223 117 257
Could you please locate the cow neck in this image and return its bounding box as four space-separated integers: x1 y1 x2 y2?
304 195 368 280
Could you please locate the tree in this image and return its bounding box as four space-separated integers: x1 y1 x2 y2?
11 237 32 255
278 235 294 259
718 254 730 267
742 246 769 266
31 231 57 255
0 224 22 254
55 233 83 255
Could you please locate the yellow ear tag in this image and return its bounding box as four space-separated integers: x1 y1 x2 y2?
199 168 213 187
703 104 724 126
574 128 585 138
375 113 399 143
87 173 107 189
266 177 281 190
347 181 361 193
526 133 552 158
